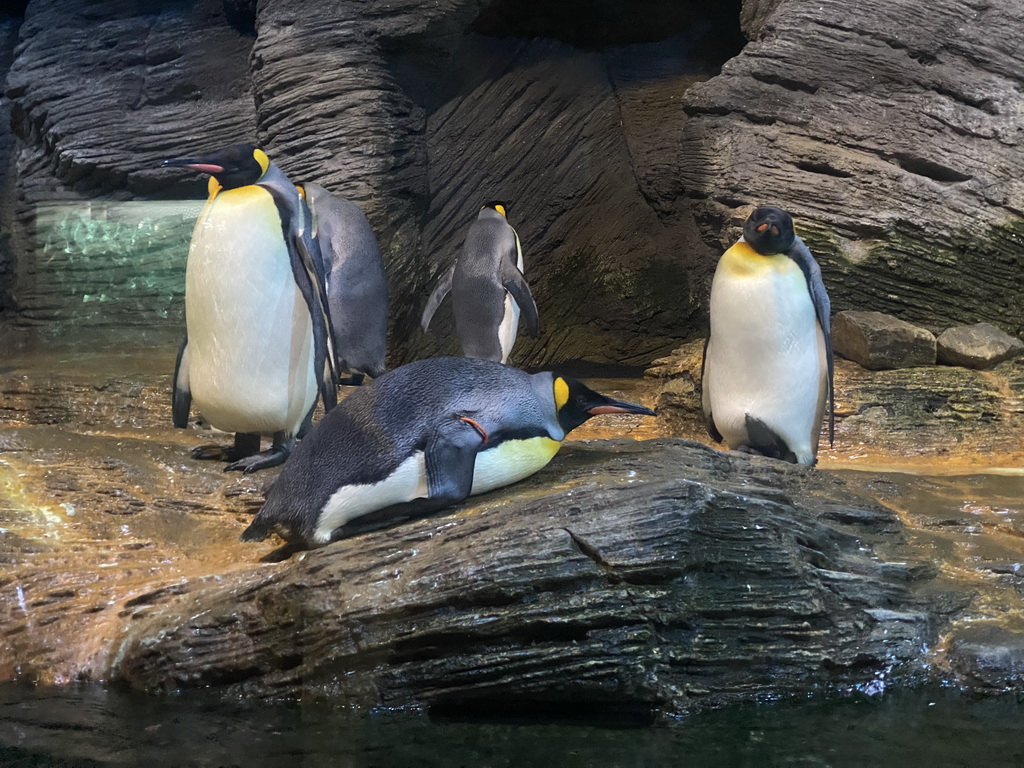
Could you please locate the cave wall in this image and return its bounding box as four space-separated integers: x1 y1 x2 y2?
682 0 1024 335
1 0 1022 363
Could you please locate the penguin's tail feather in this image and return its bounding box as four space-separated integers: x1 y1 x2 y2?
240 517 272 542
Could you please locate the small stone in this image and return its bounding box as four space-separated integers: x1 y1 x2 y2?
946 623 1024 689
936 323 1024 369
831 310 936 370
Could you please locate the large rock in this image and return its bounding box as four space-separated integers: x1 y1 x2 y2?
936 322 1024 369
111 439 938 710
831 310 936 369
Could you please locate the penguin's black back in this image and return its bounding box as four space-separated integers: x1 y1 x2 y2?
452 215 519 359
255 357 555 541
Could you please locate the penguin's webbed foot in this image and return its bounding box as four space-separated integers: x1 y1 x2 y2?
191 432 262 462
191 444 258 461
337 372 365 387
225 432 294 474
224 446 291 474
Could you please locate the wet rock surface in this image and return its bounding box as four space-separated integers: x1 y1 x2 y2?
937 323 1024 370
3 354 1024 711
831 310 937 370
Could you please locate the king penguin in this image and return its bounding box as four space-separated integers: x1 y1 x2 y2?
701 205 834 466
421 202 540 364
164 144 338 473
299 181 388 385
240 356 655 548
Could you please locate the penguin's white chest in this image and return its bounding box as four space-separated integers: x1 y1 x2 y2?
706 246 825 463
185 186 316 435
497 233 525 364
312 436 561 544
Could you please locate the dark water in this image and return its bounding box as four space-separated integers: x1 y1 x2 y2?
1 685 1023 768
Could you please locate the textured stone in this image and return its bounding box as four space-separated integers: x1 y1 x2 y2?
937 322 1024 369
111 439 937 711
832 310 936 369
946 625 1024 690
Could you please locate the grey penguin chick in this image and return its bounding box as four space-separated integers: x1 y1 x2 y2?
701 205 834 466
421 202 539 363
164 144 338 473
241 356 654 548
300 181 388 384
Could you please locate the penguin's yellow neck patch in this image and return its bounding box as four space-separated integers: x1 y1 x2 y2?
253 148 270 177
720 240 795 278
206 176 222 199
553 377 569 411
494 204 506 217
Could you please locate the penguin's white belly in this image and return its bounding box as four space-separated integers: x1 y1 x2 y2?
497 234 526 364
312 436 561 544
498 293 521 365
707 259 824 464
185 186 316 435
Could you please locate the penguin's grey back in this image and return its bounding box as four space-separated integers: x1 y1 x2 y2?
452 212 519 360
256 357 559 542
304 182 388 378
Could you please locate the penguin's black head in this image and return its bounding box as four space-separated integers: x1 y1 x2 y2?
553 376 656 434
481 201 508 217
163 143 269 190
743 206 796 255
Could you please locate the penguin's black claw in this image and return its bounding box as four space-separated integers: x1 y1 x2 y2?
225 447 291 474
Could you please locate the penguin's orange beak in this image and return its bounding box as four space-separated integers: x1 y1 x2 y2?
587 399 656 417
162 158 225 175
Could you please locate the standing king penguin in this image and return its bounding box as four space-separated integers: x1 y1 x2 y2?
164 144 338 473
701 206 834 466
421 202 540 364
241 357 655 548
299 182 388 385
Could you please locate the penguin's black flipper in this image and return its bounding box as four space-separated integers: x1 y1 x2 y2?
294 229 340 412
172 335 191 429
269 186 340 413
421 264 455 332
423 416 487 506
700 335 723 443
501 262 540 338
787 236 834 445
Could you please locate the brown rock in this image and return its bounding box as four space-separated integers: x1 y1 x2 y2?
832 310 936 369
936 323 1024 369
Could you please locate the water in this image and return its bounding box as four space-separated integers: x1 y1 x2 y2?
0 684 1022 767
